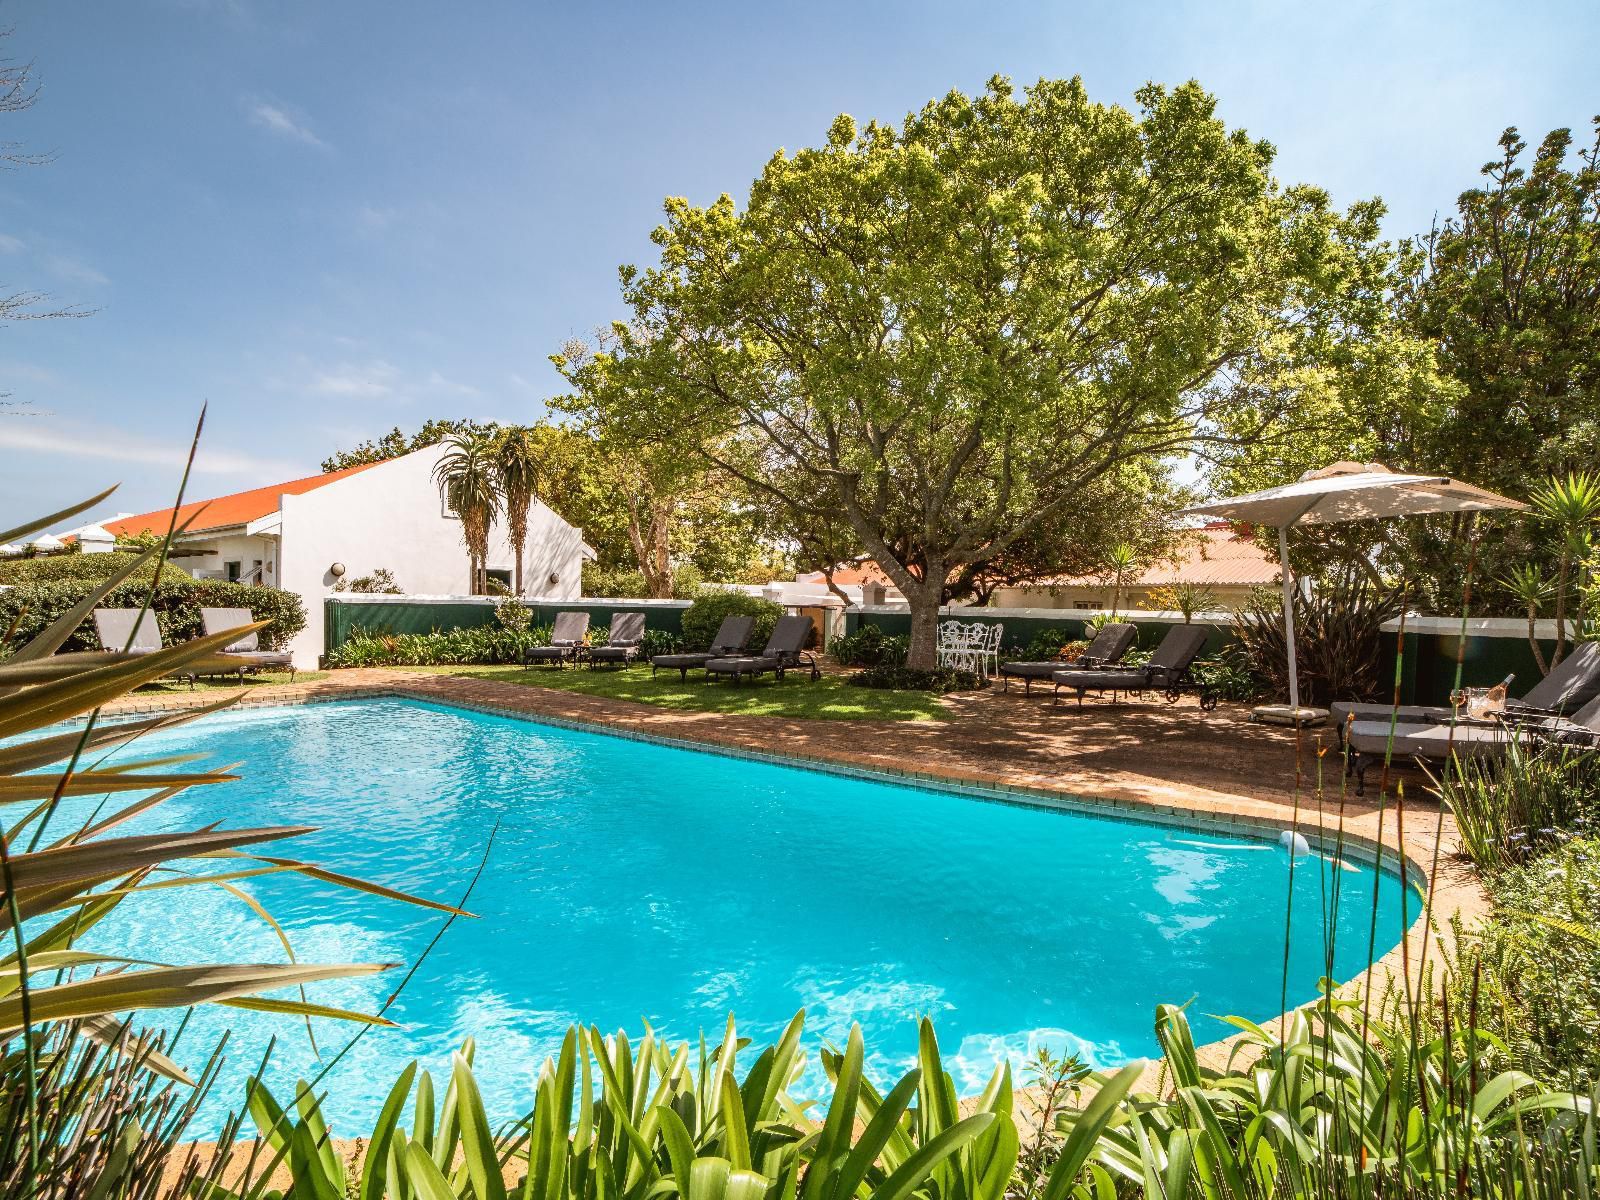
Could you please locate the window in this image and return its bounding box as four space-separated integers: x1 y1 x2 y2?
485 568 512 589
225 561 241 582
1072 599 1102 610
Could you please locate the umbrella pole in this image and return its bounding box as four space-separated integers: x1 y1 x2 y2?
1278 525 1300 711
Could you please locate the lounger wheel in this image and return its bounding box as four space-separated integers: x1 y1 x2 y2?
1199 689 1219 712
1163 687 1182 705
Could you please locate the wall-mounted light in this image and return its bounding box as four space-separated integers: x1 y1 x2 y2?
547 571 560 586
330 562 347 578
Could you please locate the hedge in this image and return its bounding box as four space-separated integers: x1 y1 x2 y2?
324 623 682 667
680 590 782 652
0 550 191 587
0 578 306 652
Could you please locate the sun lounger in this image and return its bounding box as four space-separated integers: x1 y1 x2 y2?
1329 641 1600 739
703 614 819 684
199 607 295 681
93 607 163 656
92 607 200 688
1000 622 1137 693
1345 694 1600 794
523 611 590 668
1051 624 1215 710
650 615 755 680
586 612 648 668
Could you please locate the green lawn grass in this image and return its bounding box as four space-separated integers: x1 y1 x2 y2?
395 664 949 721
142 670 328 693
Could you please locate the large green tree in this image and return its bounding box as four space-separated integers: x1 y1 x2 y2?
559 77 1405 666
1210 119 1600 613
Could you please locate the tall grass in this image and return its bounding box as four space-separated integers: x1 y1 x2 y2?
1435 740 1600 871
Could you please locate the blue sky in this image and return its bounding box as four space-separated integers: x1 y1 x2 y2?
1 0 1595 521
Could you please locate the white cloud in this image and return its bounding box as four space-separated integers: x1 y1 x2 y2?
356 205 397 233
423 370 479 398
0 234 24 254
247 101 327 149
300 359 478 402
0 423 300 477
309 359 400 399
0 361 59 385
43 255 109 287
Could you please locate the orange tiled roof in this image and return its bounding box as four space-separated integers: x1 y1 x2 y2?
1042 525 1277 589
796 559 898 587
100 462 383 538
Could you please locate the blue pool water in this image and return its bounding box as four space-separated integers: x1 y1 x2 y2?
69 698 1414 1132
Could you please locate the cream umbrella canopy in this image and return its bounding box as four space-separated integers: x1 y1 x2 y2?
1180 462 1526 722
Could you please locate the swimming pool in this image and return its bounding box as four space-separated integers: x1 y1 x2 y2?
73 697 1415 1132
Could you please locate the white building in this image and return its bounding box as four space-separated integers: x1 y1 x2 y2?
99 444 588 669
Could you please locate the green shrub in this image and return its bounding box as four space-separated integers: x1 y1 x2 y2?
1471 838 1600 1086
848 664 986 692
1233 567 1404 704
680 589 782 651
0 577 305 652
641 627 681 657
1020 626 1079 661
323 622 684 667
0 549 191 586
1191 644 1268 702
333 566 403 594
1054 995 1595 1197
831 623 909 667
324 624 547 667
495 594 532 633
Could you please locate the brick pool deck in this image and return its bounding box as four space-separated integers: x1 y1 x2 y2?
116 667 1485 1178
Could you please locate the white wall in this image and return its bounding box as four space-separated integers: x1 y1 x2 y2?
277 444 586 667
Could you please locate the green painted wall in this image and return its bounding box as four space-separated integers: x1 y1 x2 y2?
1381 627 1557 706
324 599 691 655
841 610 1234 656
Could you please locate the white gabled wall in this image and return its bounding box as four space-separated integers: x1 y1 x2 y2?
277 444 586 668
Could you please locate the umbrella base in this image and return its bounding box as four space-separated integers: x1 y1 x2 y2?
1251 703 1329 728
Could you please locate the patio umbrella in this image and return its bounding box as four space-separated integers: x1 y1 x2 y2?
1180 462 1526 723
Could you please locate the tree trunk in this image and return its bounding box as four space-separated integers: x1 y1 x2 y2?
648 506 674 598
1526 602 1549 675
905 580 944 670
512 518 526 596
1554 553 1570 668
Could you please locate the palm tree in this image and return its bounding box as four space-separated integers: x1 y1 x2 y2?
1530 472 1600 666
1498 562 1553 675
492 426 540 596
433 432 500 594
1104 542 1139 617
